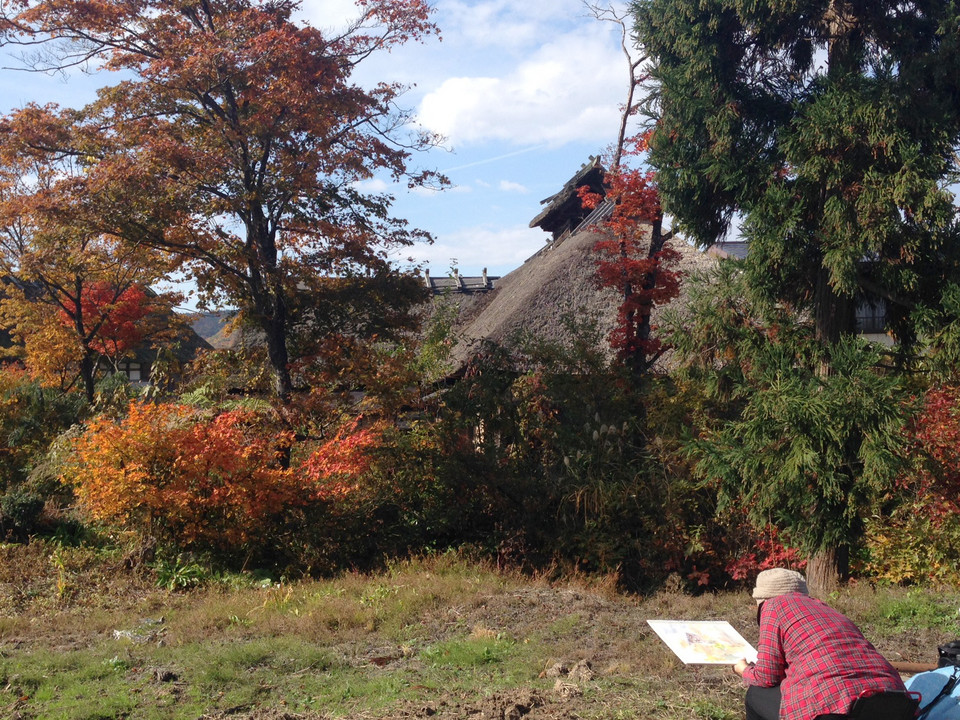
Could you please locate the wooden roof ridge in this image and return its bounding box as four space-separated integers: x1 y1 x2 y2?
528 157 606 241
573 197 616 235
420 268 499 295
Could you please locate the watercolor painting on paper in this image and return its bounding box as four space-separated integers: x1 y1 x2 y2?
647 620 758 664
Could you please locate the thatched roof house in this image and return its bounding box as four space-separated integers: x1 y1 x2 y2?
447 159 717 369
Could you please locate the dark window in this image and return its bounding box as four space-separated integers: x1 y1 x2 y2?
856 300 886 334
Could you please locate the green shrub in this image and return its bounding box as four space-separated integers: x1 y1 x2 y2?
0 488 44 537
0 369 85 538
434 323 719 591
862 505 960 586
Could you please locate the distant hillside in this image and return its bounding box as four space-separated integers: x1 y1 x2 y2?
189 311 239 350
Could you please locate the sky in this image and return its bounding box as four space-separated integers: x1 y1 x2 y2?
310 0 637 278
0 0 639 289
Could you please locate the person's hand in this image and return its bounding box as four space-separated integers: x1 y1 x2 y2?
732 658 751 676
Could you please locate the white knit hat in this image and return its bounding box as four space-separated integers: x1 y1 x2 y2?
752 568 808 602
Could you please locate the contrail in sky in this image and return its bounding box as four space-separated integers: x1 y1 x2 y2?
441 144 550 173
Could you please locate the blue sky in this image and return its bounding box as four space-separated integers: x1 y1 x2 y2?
342 0 636 277
1 0 638 287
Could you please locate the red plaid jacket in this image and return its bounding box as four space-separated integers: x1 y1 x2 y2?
741 592 905 720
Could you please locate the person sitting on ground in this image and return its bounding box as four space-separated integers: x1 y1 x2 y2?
732 568 905 720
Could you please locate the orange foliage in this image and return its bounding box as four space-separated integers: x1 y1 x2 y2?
908 384 960 519
0 297 78 388
859 385 960 583
65 402 303 550
301 416 387 500
2 0 442 401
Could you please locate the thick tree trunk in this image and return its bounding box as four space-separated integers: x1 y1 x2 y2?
810 269 856 589
803 2 863 592
247 218 293 403
806 545 849 595
263 312 292 403
824 0 862 77
813 266 856 343
259 307 294 469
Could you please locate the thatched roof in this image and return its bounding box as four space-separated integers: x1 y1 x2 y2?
448 224 716 369
187 157 725 376
708 240 749 260
129 317 213 366
190 310 245 350
446 157 721 370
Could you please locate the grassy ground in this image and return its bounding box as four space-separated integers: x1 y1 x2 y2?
1 542 959 720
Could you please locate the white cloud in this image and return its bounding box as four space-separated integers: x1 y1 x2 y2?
353 177 390 193
408 182 474 197
297 0 363 30
499 180 528 193
294 1 636 149
289 0 638 275
393 223 549 274
417 24 627 147
439 0 598 50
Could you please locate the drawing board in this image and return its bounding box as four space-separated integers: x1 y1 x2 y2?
646 620 758 665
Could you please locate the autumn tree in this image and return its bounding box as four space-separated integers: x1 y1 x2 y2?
578 135 681 377
0 0 441 401
634 0 960 589
0 108 180 402
64 401 303 556
579 2 681 379
1 275 176 403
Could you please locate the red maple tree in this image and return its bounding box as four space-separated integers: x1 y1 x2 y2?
0 101 182 401
578 132 681 375
59 282 152 358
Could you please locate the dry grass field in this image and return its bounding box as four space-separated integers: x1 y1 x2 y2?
1 542 958 719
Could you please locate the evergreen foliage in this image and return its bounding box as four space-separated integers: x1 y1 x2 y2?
662 264 913 561
634 0 960 585
914 281 960 381
634 0 960 344
0 369 84 537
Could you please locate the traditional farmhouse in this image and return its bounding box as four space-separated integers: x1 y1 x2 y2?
188 158 894 385
444 158 717 369
706 234 891 343
115 317 212 384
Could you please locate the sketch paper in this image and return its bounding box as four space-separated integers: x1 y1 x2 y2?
647 620 758 665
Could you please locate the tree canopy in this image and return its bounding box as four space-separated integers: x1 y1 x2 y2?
635 0 960 344
0 0 441 400
634 0 960 589
0 107 181 401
